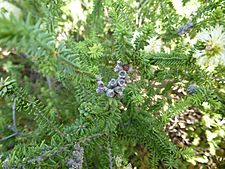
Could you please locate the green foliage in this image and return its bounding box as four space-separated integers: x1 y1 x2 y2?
0 77 15 97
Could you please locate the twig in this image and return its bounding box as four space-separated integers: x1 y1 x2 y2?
16 132 106 168
160 160 166 169
0 133 18 143
0 98 19 143
46 76 52 90
12 98 17 133
107 139 113 169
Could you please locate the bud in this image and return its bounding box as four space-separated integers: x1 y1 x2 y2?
97 81 104 88
107 79 117 88
117 78 126 86
114 65 123 73
114 86 124 95
123 64 129 71
119 70 127 79
106 89 115 97
96 87 105 94
123 64 133 73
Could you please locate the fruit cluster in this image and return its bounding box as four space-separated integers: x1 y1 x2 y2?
67 144 84 169
177 21 193 36
96 61 132 97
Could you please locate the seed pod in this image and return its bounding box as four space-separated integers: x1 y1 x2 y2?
97 81 104 88
96 88 102 94
114 86 123 95
117 78 126 86
178 26 185 36
107 79 117 88
114 65 123 73
123 64 130 71
106 89 115 97
96 87 105 94
187 84 199 94
119 70 127 79
123 64 133 73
